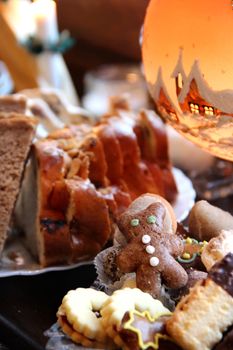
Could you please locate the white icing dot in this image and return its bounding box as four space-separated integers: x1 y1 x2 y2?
146 245 155 254
150 256 160 267
142 235 151 244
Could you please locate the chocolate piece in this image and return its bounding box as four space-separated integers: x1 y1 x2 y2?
158 339 183 350
209 253 233 298
175 223 189 239
214 326 233 350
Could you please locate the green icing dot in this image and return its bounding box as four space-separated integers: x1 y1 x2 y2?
147 215 157 224
130 218 139 227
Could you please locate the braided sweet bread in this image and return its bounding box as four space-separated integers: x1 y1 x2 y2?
15 105 177 266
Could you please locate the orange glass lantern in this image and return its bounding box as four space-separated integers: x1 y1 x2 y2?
142 0 233 161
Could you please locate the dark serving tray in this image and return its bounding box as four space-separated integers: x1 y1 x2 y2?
0 263 97 350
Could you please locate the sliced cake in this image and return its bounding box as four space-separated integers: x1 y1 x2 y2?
0 113 35 253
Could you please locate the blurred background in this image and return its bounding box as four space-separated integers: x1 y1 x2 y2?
57 0 149 95
0 0 232 200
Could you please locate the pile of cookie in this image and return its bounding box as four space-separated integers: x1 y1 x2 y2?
57 194 233 350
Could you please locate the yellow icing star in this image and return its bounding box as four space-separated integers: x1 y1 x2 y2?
123 309 172 350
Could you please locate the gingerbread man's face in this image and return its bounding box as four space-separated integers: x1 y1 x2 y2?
118 202 166 241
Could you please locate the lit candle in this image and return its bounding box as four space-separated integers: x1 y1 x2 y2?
0 0 35 41
31 0 79 105
32 0 59 43
32 0 60 88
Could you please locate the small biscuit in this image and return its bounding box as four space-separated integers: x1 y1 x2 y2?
201 230 233 271
101 288 171 348
58 313 106 349
119 310 180 350
188 200 233 241
166 279 233 350
57 288 109 344
166 254 233 350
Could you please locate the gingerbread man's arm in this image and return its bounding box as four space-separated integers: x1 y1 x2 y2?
166 234 184 256
117 239 141 273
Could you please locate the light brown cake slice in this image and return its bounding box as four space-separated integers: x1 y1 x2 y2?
166 253 233 350
0 113 35 253
0 95 27 114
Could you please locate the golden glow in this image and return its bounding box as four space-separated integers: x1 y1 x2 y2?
189 103 199 114
0 0 35 41
33 0 56 19
127 73 139 83
32 0 58 41
177 73 183 89
143 0 233 110
142 0 233 161
204 106 214 116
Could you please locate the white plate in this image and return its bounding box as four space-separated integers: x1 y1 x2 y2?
0 168 195 277
172 167 196 222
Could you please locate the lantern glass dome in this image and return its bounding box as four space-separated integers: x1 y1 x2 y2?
142 0 233 161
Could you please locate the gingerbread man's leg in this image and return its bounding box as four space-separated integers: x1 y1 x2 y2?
161 252 188 289
136 264 162 299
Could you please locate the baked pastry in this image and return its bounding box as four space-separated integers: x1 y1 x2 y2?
201 229 233 271
19 87 92 125
15 106 177 266
94 194 181 297
188 200 233 241
166 253 233 350
116 198 187 298
0 92 93 140
118 310 181 350
0 95 27 114
117 193 177 236
0 113 35 253
57 287 171 349
101 288 171 348
57 288 110 348
0 94 63 138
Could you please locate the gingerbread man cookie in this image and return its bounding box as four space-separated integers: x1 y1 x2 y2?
116 200 188 298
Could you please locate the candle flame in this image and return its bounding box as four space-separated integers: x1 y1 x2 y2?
33 0 56 18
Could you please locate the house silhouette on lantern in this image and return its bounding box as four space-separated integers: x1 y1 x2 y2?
153 52 233 120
